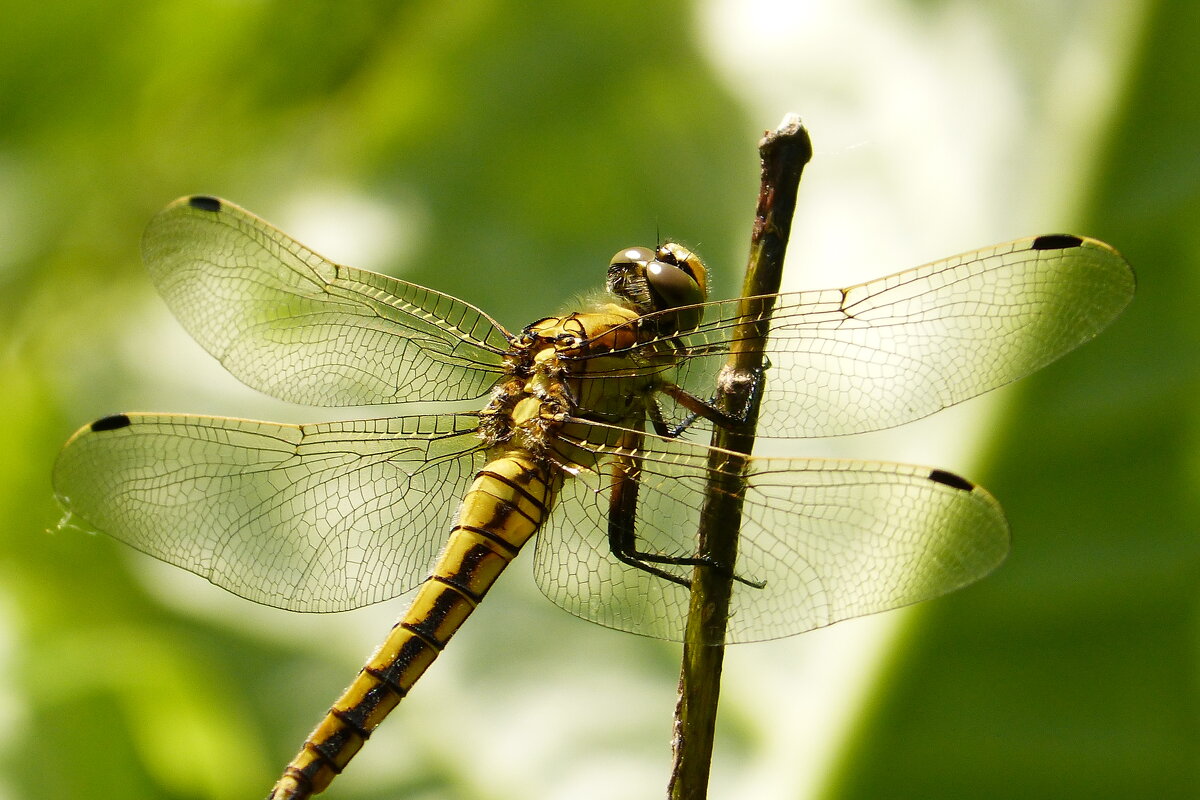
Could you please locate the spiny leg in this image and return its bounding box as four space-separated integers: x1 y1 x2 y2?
651 365 767 438
606 438 764 589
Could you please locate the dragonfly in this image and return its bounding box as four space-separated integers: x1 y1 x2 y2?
53 195 1134 799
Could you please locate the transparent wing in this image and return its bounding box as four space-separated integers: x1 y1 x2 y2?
142 196 511 406
576 234 1134 438
533 426 1008 643
53 412 486 611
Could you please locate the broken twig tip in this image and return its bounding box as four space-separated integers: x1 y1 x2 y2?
777 112 803 132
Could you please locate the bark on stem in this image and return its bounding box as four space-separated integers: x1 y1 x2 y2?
667 115 812 800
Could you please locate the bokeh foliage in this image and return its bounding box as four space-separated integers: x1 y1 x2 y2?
828 2 1200 797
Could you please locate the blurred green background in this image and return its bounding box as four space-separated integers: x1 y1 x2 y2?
2 1 1196 799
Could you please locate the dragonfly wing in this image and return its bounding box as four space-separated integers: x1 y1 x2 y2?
142 196 511 406
534 429 1008 643
53 412 486 611
612 235 1134 438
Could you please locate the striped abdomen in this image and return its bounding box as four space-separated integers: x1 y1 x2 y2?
268 452 555 799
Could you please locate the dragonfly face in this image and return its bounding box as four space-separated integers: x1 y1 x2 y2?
52 195 1134 798
606 242 709 332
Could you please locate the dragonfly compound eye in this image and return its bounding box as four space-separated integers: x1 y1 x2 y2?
645 244 708 331
655 242 708 298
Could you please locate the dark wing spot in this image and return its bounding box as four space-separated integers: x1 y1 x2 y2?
187 195 222 213
1031 234 1083 251
90 414 132 432
929 468 974 492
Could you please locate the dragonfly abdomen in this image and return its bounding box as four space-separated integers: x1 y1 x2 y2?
268 453 557 799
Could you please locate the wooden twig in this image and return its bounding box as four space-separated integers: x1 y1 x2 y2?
667 115 812 800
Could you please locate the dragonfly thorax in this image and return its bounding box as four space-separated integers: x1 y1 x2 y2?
478 305 672 465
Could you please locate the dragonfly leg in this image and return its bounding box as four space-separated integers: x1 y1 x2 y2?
655 366 766 437
611 536 766 589
608 452 764 589
607 446 688 586
604 417 763 592
646 394 693 439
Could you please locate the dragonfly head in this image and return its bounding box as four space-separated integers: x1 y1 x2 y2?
606 243 709 332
